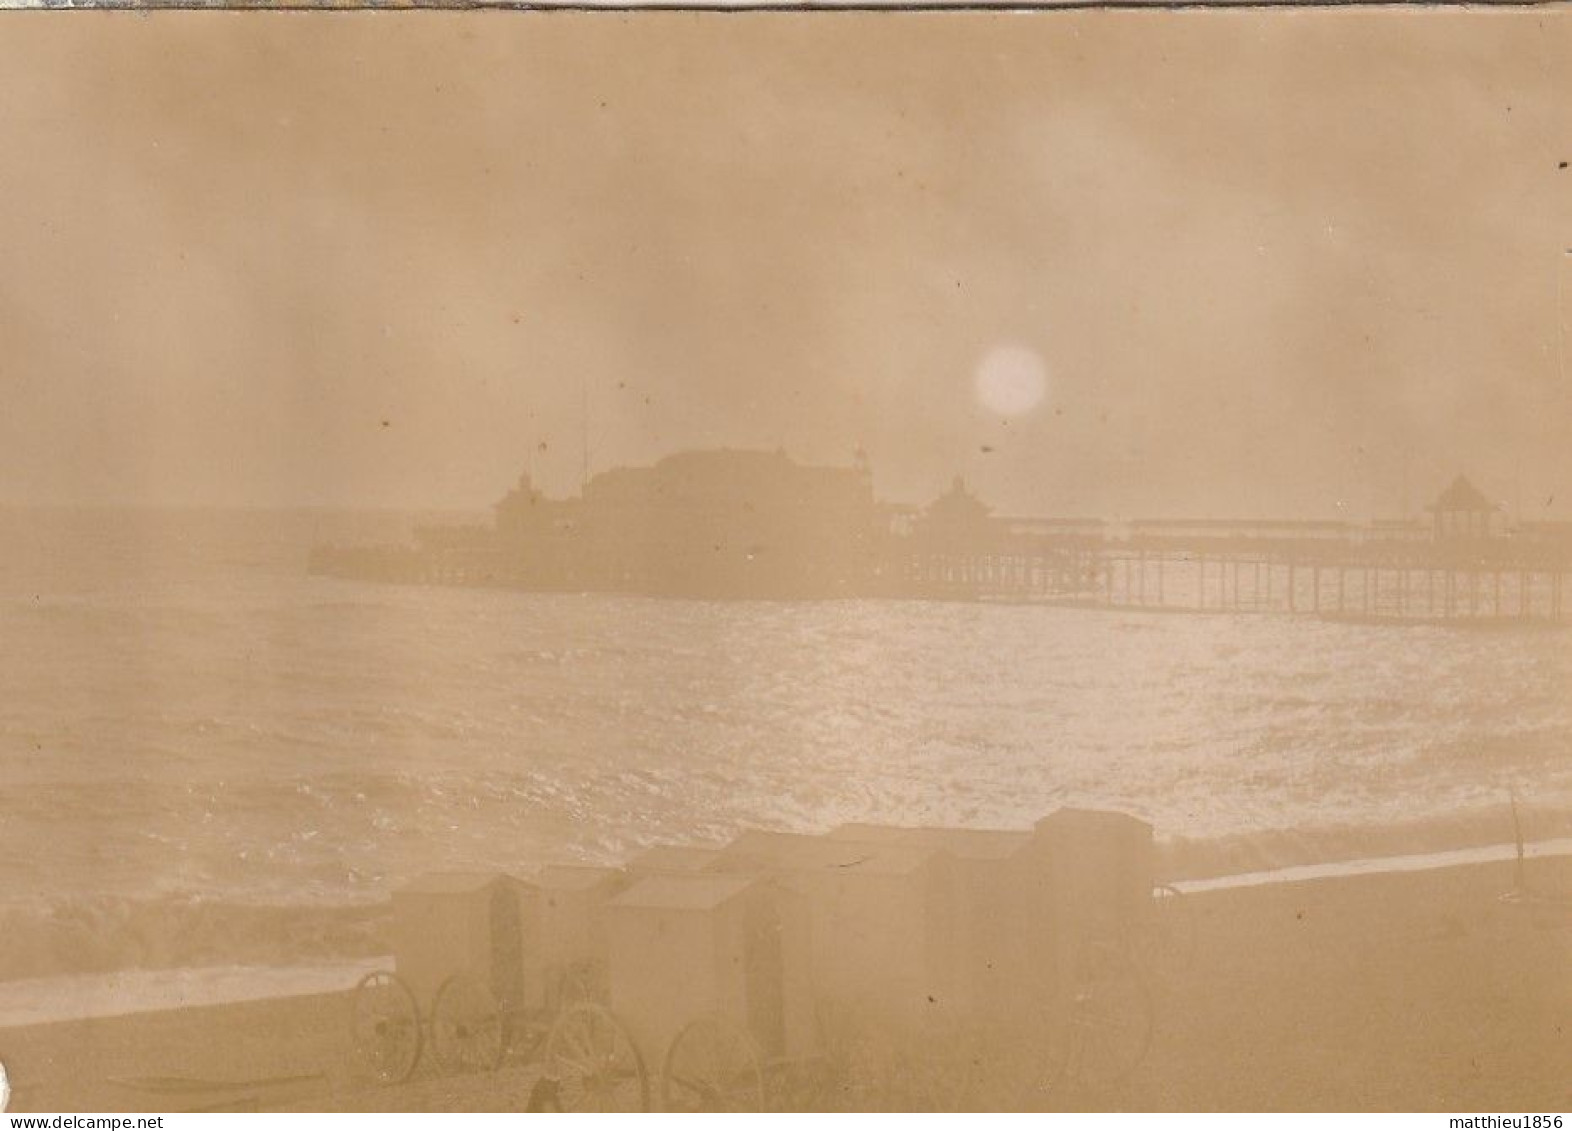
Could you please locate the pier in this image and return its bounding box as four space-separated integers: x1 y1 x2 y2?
909 531 1571 624
896 475 1572 624
310 459 1572 626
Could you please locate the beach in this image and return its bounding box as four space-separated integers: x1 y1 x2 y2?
5 854 1567 1113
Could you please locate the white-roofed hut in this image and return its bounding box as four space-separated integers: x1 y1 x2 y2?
564 871 814 1111
716 829 964 1029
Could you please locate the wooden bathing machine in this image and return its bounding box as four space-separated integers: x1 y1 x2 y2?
1029 807 1155 950
715 830 965 1027
534 863 629 1003
390 871 544 1011
828 823 1038 1017
829 808 1155 1006
604 872 817 1066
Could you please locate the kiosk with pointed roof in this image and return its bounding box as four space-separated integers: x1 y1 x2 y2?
1428 474 1498 541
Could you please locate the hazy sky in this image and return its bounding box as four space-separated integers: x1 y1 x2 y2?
1 10 1568 520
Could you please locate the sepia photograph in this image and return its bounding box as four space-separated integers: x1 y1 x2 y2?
0 6 1569 1114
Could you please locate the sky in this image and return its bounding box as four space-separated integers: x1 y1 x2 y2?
0 10 1569 520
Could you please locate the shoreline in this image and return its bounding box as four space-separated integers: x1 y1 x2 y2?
4 835 1570 1032
1 851 1568 1112
0 958 388 1032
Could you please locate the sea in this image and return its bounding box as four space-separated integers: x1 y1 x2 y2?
2 506 1570 990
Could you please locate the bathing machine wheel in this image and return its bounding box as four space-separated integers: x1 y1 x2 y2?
1061 941 1153 1094
349 971 423 1085
429 973 506 1074
660 1014 765 1112
544 1002 650 1111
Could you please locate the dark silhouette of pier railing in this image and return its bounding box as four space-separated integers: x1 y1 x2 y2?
900 521 1572 625
898 476 1572 623
311 524 1572 623
307 458 1572 625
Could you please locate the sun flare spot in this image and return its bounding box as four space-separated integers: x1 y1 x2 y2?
975 344 1048 417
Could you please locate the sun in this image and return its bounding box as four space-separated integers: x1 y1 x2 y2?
975 344 1048 417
